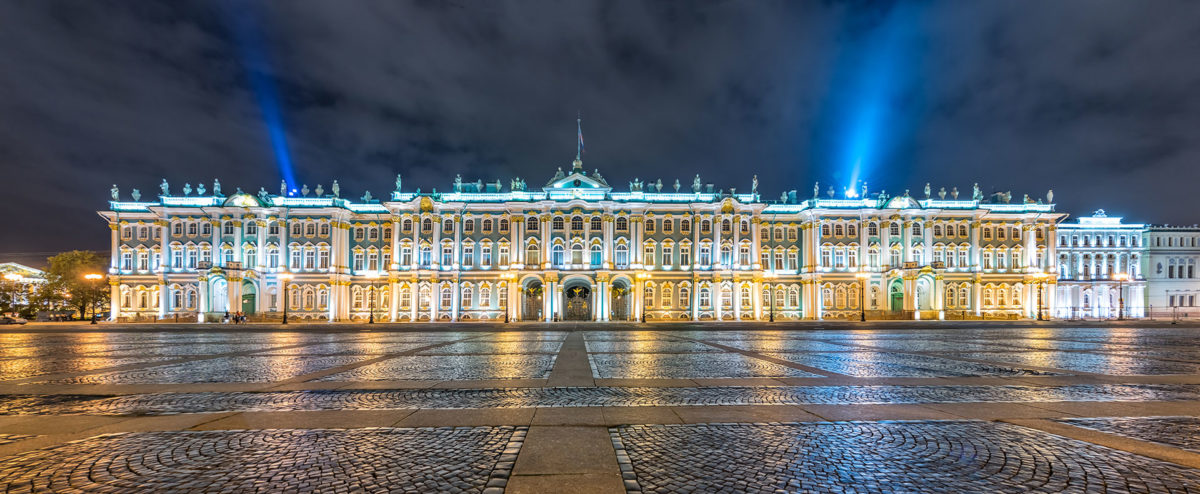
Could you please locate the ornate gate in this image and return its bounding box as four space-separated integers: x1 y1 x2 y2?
610 284 630 321
522 283 543 321
565 285 592 321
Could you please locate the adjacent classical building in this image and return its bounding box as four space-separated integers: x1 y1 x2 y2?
99 155 1069 322
1053 211 1145 319
1143 225 1200 317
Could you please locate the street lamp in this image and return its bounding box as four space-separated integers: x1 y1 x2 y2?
763 271 777 322
278 272 293 325
3 273 21 318
364 271 380 324
1113 272 1130 320
84 273 103 324
855 271 871 322
1032 271 1049 321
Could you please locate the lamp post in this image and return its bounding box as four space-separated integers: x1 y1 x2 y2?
278 272 293 325
764 271 777 322
1032 271 1049 321
84 273 103 324
3 273 20 318
856 271 871 322
364 271 380 324
1113 272 1129 320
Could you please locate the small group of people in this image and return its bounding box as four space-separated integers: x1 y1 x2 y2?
223 311 248 324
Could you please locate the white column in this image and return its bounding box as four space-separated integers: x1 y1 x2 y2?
110 223 121 270
450 280 460 321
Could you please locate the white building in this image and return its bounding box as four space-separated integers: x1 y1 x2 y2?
1053 211 1145 319
1143 224 1200 318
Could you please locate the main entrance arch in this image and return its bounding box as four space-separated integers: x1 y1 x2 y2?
888 278 904 312
522 278 544 321
563 279 593 321
610 278 631 321
241 280 257 314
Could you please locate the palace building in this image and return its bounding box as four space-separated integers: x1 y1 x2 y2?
99 151 1073 323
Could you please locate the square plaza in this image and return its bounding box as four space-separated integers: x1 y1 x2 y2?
0 322 1199 492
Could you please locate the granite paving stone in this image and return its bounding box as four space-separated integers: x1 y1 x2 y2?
0 427 525 493
611 421 1200 493
1062 416 1200 453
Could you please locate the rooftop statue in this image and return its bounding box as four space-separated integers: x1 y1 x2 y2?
924 183 931 199
160 179 169 196
780 192 788 203
131 189 141 202
213 179 222 196
938 186 946 200
861 182 868 198
183 183 192 196
751 175 758 194
110 184 119 201
951 186 959 199
197 183 206 196
395 173 402 193
301 184 310 197
655 179 662 192
1047 189 1054 204
813 181 819 199
826 186 835 198
692 174 701 193
257 187 270 202
673 179 681 192
315 184 324 197
454 174 463 192
972 183 982 201
280 180 287 196
362 190 373 201
332 180 340 198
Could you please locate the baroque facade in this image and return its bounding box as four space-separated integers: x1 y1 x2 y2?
99 157 1070 322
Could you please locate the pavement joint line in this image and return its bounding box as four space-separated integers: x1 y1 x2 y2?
547 332 596 388
806 339 1106 377
282 333 489 386
1000 417 1200 470
671 334 849 378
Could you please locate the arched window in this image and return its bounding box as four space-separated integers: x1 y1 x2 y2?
698 287 711 307
679 285 691 308
552 244 565 266
590 217 602 230
526 216 539 232
616 217 628 231
571 216 583 231
526 243 540 264
572 243 585 264
552 217 565 230
590 244 602 266
615 243 629 268
422 218 433 232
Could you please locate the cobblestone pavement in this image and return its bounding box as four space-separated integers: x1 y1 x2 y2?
588 353 825 379
763 351 1056 377
0 357 176 380
31 356 370 384
1062 416 1200 453
0 435 34 447
3 384 1199 415
316 355 558 381
611 421 1200 493
416 340 564 355
945 351 1200 375
0 427 525 493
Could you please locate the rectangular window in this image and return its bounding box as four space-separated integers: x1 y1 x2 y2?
441 246 453 266
318 250 329 270
662 246 673 267
680 247 691 267
481 245 492 266
645 219 656 234
499 245 509 266
463 246 474 267
400 246 412 267
663 219 673 233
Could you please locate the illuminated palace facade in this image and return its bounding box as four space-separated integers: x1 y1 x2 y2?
99 159 1068 322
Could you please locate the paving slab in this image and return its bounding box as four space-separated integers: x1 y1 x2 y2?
512 426 618 475
395 408 535 427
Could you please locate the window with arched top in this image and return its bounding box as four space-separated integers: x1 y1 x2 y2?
571 216 583 231
590 217 602 230
552 217 565 230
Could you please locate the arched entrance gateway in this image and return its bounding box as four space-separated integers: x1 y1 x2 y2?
563 279 593 321
241 280 256 314
610 278 631 321
522 279 544 322
888 278 904 313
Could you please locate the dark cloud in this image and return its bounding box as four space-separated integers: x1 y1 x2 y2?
1 0 1198 265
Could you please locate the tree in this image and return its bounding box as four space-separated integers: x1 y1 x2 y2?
43 251 108 320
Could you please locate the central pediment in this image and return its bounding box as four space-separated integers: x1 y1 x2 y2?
543 160 611 192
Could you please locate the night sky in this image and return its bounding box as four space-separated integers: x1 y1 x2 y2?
2 1 1198 266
